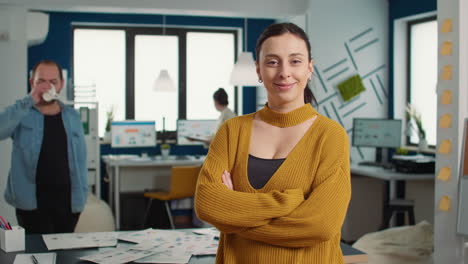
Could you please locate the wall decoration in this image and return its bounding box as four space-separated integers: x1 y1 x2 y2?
437 167 451 182
441 65 453 80
337 74 366 102
441 19 453 33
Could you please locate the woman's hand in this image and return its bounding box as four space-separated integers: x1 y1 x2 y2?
222 170 233 190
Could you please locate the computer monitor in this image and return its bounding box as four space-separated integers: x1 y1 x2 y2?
111 120 157 148
352 118 402 166
177 119 218 145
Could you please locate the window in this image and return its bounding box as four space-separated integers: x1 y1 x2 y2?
407 17 437 147
73 26 238 137
73 28 126 136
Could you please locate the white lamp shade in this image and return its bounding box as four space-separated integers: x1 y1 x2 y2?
230 52 259 86
153 69 176 91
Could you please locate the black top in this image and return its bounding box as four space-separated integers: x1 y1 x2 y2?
36 112 71 210
247 154 285 189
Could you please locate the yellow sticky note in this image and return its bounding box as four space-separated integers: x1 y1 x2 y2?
439 114 452 128
439 139 452 154
439 195 451 211
441 90 453 104
437 167 451 181
441 41 453 56
441 19 453 33
442 65 453 80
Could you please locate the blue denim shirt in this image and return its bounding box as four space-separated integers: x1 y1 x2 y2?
0 95 88 213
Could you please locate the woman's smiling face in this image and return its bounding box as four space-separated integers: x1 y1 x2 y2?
256 33 313 110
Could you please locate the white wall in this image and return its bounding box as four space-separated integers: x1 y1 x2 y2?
0 0 307 19
0 5 28 225
307 0 388 163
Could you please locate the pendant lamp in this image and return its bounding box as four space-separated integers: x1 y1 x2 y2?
153 15 176 92
230 18 258 86
153 69 176 91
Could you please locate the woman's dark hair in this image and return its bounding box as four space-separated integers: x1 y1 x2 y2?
213 88 229 106
31 59 64 80
255 23 317 107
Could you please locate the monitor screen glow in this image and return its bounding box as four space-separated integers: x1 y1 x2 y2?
111 121 156 148
352 118 402 148
177 119 218 145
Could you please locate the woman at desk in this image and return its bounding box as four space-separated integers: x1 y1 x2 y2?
213 88 236 129
186 88 236 145
195 23 351 263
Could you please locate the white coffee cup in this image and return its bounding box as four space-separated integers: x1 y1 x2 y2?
42 84 58 102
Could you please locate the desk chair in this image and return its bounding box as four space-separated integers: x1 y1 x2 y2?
382 199 415 229
143 165 202 229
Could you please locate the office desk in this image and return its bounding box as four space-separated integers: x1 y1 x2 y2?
351 164 434 201
0 232 367 263
341 164 434 241
103 155 205 230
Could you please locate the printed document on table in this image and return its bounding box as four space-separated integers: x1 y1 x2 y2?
43 232 118 250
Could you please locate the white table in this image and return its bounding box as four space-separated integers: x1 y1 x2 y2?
351 164 434 201
102 155 205 229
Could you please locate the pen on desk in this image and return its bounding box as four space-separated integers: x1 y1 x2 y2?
31 254 40 264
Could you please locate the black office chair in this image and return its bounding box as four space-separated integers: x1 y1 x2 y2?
382 199 416 229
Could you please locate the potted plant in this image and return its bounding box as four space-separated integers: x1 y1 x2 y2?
103 106 114 143
405 103 427 151
160 143 170 158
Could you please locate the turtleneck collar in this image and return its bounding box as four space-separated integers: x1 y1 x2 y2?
257 103 318 128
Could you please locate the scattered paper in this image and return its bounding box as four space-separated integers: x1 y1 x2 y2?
192 227 220 238
134 250 192 263
43 232 118 250
118 229 186 244
437 167 451 182
439 195 451 211
80 229 219 263
14 253 57 264
79 248 155 264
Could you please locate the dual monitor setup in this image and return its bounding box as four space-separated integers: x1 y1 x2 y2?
110 120 218 148
110 117 404 167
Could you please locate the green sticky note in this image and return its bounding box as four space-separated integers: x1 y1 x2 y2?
337 74 366 102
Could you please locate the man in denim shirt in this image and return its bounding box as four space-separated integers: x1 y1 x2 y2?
0 60 88 234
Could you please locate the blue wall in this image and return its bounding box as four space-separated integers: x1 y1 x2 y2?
28 12 275 115
388 0 437 117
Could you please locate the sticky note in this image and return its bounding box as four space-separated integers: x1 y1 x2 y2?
439 195 450 211
441 41 453 56
437 167 451 181
441 90 452 104
439 114 452 128
439 139 452 154
441 19 453 33
442 65 453 80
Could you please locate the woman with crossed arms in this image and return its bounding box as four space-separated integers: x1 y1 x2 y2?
195 23 351 263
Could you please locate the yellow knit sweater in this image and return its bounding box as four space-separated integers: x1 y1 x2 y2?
194 104 351 263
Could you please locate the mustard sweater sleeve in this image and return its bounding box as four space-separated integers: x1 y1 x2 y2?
236 127 351 247
194 122 305 232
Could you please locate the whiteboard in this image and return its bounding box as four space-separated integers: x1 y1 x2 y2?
457 118 468 235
